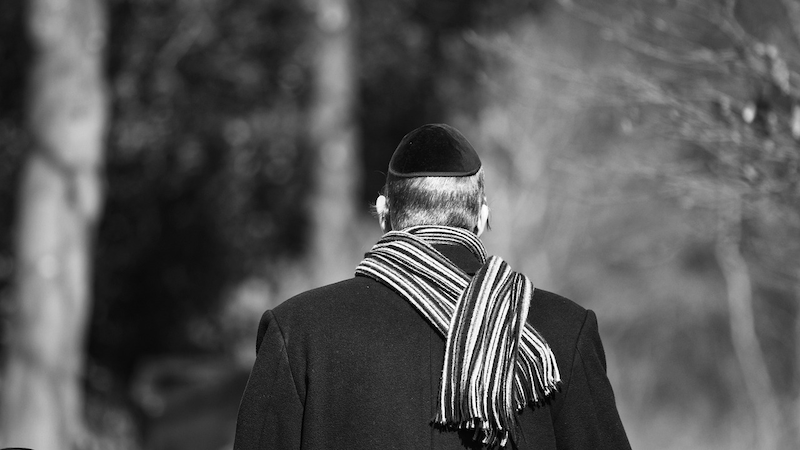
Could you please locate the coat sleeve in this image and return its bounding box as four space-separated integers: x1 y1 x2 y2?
551 310 631 450
234 310 304 450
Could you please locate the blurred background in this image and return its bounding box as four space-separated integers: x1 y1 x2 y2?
1 0 799 449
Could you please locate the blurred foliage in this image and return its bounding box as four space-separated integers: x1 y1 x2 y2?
91 0 315 379
453 1 800 446
356 0 547 202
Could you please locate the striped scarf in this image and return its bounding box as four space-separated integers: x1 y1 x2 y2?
355 225 561 448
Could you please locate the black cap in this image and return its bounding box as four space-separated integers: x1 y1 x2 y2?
387 124 481 179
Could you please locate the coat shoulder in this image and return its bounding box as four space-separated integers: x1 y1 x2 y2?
527 288 590 371
272 276 398 323
267 275 428 351
529 288 588 327
529 289 587 323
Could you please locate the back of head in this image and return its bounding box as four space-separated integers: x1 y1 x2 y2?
382 124 486 232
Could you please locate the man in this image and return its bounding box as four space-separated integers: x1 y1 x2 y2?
234 124 630 449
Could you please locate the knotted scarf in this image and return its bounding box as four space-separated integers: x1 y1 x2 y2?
355 225 561 448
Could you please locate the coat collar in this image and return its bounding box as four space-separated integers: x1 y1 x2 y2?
433 243 483 276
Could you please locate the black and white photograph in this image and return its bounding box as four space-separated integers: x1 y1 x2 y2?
0 0 798 449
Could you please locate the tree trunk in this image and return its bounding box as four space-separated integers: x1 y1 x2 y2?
307 0 360 286
715 196 783 450
794 272 800 448
0 0 107 448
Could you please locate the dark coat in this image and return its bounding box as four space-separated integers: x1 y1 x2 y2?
234 244 631 449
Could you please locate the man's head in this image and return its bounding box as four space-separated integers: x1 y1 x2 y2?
376 124 490 235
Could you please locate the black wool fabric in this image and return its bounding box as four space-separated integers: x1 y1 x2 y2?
233 244 631 450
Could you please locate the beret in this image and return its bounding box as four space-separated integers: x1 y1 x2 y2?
388 123 481 179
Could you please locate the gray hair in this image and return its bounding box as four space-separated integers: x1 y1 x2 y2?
382 168 486 232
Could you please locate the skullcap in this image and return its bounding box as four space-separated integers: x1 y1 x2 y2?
388 124 481 179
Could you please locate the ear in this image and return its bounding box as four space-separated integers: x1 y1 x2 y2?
476 203 490 237
376 195 390 233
